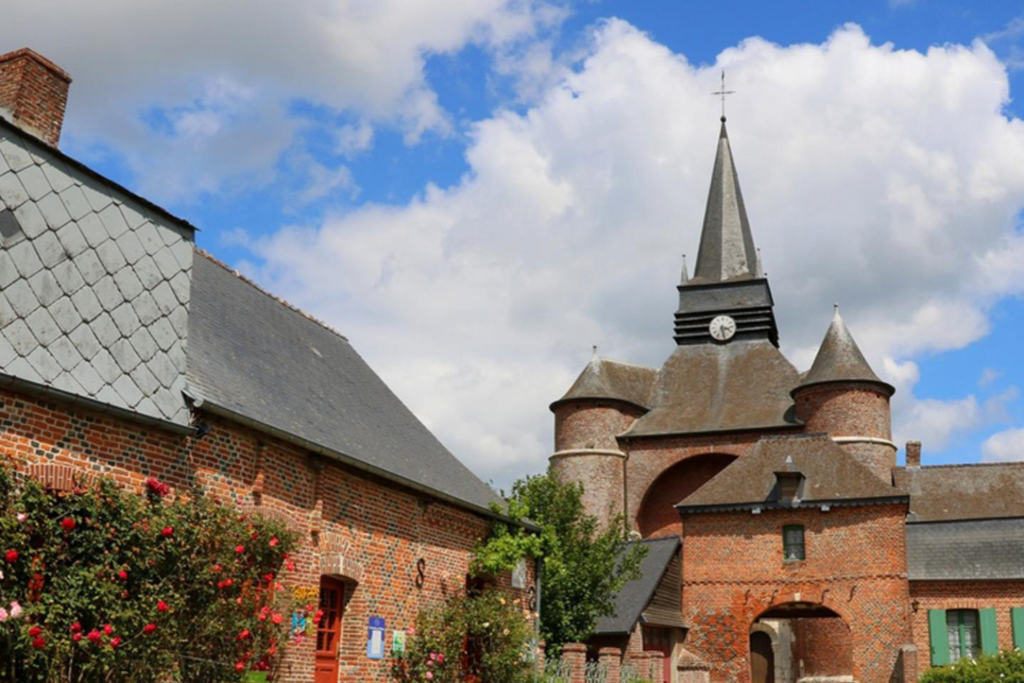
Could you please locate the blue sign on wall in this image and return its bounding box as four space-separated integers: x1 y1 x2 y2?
367 616 386 659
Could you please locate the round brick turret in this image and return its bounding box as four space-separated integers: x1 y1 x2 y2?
549 353 654 523
793 309 896 481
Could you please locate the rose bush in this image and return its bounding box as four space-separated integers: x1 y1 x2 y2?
390 590 535 683
922 650 1024 683
0 466 298 682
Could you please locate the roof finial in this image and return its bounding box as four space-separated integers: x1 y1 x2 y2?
712 70 735 122
680 254 689 285
755 248 764 278
833 302 840 317
591 344 599 361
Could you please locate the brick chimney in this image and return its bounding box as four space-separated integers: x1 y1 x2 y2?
0 48 72 147
905 441 922 468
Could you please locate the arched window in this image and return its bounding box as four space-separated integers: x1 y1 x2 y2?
783 525 805 561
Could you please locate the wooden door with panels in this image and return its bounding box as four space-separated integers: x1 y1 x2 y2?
314 577 346 683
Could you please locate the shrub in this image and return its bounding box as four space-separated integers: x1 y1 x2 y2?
0 466 299 682
921 650 1024 683
390 589 536 683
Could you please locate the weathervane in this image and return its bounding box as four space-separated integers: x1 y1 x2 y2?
711 70 735 122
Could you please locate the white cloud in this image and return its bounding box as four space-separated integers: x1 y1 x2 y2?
982 427 1024 462
0 0 564 200
233 22 1024 486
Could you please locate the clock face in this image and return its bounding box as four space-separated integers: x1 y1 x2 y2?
709 315 737 341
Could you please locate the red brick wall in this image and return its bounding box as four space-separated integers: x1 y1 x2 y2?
0 386 526 683
636 452 736 538
0 48 71 147
909 580 1024 676
680 504 911 683
792 617 853 677
554 402 643 453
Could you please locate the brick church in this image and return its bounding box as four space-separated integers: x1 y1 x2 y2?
551 116 1024 682
0 48 533 683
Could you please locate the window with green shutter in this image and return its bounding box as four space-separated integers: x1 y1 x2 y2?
979 608 998 654
928 609 949 666
1012 607 1024 650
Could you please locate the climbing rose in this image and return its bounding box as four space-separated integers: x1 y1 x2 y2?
235 545 245 554
16 513 26 523
70 622 82 633
110 636 121 648
237 629 250 640
103 623 113 636
87 630 101 644
118 570 128 581
61 518 76 532
157 600 169 612
161 526 173 538
269 537 278 547
72 633 82 642
0 608 7 622
143 623 157 634
8 602 20 619
31 637 45 650
145 478 170 497
28 625 42 638
4 550 17 563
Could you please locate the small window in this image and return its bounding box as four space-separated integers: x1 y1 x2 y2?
783 525 805 561
947 610 979 662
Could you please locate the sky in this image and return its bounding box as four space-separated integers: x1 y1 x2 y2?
3 0 1024 489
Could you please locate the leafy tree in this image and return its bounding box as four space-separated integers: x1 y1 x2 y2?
473 474 646 651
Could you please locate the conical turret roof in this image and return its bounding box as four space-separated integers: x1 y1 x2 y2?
691 120 759 284
796 308 894 395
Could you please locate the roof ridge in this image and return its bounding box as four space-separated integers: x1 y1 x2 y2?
907 461 1024 470
195 249 349 342
598 357 658 371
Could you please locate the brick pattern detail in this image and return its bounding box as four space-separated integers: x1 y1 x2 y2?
599 646 622 681
0 49 71 147
680 504 911 683
562 642 587 683
0 386 530 683
792 617 852 677
909 580 1024 677
637 452 736 538
21 461 96 491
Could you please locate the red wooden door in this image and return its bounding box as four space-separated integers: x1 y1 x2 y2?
643 626 673 682
315 578 345 683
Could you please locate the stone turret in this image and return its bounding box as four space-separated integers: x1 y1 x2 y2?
549 351 656 522
792 308 896 481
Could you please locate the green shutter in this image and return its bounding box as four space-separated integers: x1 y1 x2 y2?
1012 608 1024 650
980 608 998 654
928 609 949 666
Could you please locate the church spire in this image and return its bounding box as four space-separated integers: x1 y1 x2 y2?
691 119 759 284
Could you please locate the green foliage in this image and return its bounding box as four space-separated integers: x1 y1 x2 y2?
390 589 535 683
0 466 299 683
922 650 1024 683
473 474 646 650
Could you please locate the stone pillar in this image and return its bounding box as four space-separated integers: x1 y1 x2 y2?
899 644 918 683
562 642 587 683
599 647 622 683
648 651 665 683
634 652 654 681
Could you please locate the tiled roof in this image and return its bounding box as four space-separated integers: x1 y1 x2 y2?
0 123 191 425
552 355 657 410
594 537 681 636
908 518 1024 580
895 462 1024 522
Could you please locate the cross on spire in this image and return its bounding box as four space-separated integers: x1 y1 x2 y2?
711 71 735 122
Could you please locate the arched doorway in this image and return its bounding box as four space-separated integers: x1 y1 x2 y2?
637 453 737 538
750 631 774 683
752 602 853 683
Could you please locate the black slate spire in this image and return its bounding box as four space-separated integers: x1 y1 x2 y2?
796 307 894 395
692 120 759 284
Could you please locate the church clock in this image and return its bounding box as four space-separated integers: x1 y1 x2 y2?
709 315 737 341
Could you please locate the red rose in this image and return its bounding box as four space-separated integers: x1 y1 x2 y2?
269 537 279 547
157 600 169 612
31 637 45 650
234 662 246 673
224 578 234 588
70 622 82 633
5 549 18 563
161 527 173 538
72 633 82 642
61 518 76 532
143 623 156 635
103 623 112 636
213 564 222 572
286 561 295 571
110 637 121 648
145 478 170 497
87 630 102 644
28 626 42 638
118 570 128 581
235 545 245 554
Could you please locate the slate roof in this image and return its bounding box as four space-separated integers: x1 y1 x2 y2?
594 537 680 636
552 355 657 410
676 433 906 511
0 121 192 425
186 253 504 513
625 340 800 437
895 462 1024 522
691 120 759 285
796 308 892 395
907 518 1024 580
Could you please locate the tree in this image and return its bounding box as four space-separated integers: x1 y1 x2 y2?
473 474 646 651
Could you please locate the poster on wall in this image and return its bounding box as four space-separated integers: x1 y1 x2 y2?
392 630 406 657
367 617 386 659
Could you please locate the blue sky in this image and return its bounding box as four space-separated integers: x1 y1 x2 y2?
4 0 1024 485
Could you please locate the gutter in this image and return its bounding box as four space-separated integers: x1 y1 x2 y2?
0 372 195 436
190 393 538 531
675 494 910 515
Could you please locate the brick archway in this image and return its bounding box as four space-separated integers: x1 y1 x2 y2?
753 602 853 683
636 453 737 538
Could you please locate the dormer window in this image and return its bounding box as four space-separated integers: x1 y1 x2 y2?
783 525 805 561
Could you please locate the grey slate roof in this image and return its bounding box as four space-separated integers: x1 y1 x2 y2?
595 537 680 636
186 253 504 513
552 355 657 410
0 122 192 425
677 433 906 511
895 462 1024 522
625 340 800 437
691 121 759 285
796 309 892 395
908 518 1024 580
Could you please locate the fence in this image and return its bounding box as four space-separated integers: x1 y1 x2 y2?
537 643 666 683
